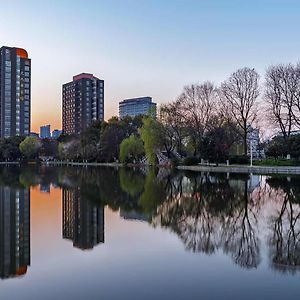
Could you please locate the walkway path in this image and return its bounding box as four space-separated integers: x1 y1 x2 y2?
177 164 300 175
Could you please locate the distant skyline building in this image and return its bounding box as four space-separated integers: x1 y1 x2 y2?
0 186 30 279
30 132 39 138
52 129 62 139
119 96 156 119
40 124 51 139
247 127 264 159
62 188 104 250
62 73 104 135
0 46 31 138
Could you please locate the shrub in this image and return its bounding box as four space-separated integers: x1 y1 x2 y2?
229 155 249 165
183 156 199 166
19 137 41 159
253 159 300 166
119 135 144 164
170 157 180 167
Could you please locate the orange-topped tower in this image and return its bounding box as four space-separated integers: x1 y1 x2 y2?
0 46 31 137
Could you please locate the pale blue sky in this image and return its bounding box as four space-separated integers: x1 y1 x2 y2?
1 0 299 131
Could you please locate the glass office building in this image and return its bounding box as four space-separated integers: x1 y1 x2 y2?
119 97 157 119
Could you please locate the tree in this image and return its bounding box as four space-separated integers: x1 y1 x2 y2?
178 82 218 156
119 135 144 163
139 116 164 165
58 142 66 160
160 100 187 156
265 65 297 143
221 67 260 155
99 118 126 162
202 120 240 164
39 139 58 157
57 139 81 161
19 137 41 159
0 136 24 161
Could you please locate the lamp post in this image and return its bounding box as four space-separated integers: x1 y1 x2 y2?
250 140 253 167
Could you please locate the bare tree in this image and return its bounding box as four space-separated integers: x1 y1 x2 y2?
291 63 300 127
159 99 187 156
265 64 298 144
178 82 218 156
221 67 260 155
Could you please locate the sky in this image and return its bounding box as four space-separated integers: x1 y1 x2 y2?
1 0 300 132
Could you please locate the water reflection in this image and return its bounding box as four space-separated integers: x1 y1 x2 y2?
0 185 30 279
62 188 104 250
0 165 300 281
267 177 300 273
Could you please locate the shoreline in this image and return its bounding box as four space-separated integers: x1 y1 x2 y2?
177 164 300 175
1 161 300 175
42 161 123 167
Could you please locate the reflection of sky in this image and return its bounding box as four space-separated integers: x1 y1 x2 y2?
1 181 300 299
1 0 300 132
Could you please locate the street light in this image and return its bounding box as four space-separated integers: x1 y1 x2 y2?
250 140 253 167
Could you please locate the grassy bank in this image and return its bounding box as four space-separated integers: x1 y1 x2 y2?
253 159 300 167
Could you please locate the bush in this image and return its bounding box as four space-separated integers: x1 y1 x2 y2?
19 137 41 159
119 135 144 164
183 156 199 166
253 159 300 166
229 155 249 165
170 157 180 167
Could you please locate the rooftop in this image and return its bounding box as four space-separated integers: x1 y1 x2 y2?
73 73 100 81
120 96 153 104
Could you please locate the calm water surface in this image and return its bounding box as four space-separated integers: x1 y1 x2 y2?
0 166 300 299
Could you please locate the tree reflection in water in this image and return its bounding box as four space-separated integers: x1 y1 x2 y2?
153 173 261 268
1 165 300 273
267 177 300 273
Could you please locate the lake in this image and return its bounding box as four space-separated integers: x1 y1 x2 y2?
0 165 300 299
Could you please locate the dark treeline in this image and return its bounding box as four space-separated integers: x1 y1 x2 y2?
1 64 300 164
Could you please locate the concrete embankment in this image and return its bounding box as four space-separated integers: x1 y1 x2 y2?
43 161 123 167
177 165 300 175
0 162 20 165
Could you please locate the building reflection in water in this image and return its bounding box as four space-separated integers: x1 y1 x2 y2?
119 209 148 222
39 183 51 193
62 189 104 250
0 186 30 279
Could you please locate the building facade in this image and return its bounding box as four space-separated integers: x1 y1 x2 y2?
52 129 62 139
0 46 31 138
62 73 104 135
247 127 265 159
40 124 51 139
119 96 156 119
